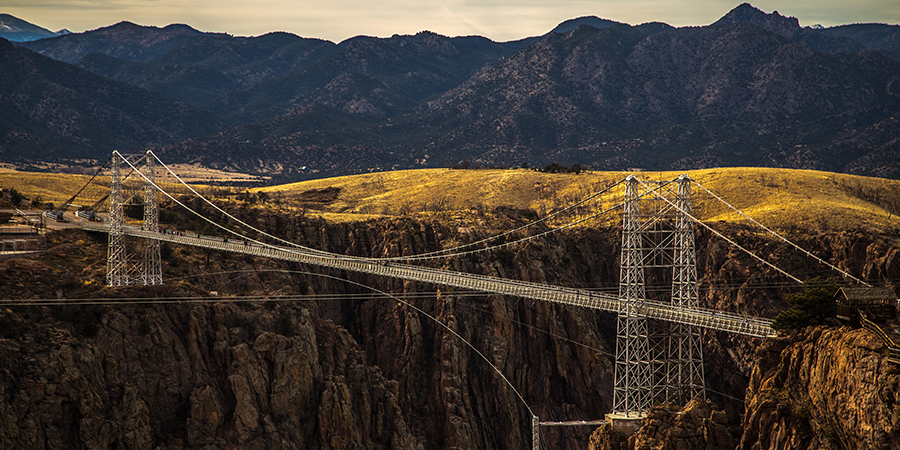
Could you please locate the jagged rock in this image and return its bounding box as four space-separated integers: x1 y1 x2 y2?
0 302 416 449
187 384 225 446
739 326 900 449
588 423 628 450
586 398 734 450
1 206 899 449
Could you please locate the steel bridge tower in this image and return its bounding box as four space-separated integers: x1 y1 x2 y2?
106 150 163 286
106 151 128 286
141 151 163 285
612 174 704 418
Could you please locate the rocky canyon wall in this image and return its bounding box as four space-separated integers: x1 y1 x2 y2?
1 203 898 449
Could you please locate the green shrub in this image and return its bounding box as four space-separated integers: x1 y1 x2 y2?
772 277 838 331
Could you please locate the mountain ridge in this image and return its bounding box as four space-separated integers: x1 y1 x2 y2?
0 37 223 162
2 4 900 181
17 21 207 63
0 13 68 42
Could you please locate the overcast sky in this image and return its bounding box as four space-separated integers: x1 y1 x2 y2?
4 0 899 43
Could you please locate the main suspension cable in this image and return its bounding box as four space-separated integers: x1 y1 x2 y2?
693 180 870 286
148 150 331 256
387 178 626 261
636 178 803 284
117 152 319 260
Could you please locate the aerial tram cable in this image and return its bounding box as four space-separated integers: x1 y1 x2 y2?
48 155 113 218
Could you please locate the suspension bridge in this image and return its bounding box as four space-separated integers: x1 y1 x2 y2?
54 150 869 446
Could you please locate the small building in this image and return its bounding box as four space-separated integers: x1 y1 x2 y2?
835 286 898 322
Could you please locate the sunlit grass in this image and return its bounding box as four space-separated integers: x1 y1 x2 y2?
0 171 211 210
257 167 900 231
0 172 106 207
3 167 899 232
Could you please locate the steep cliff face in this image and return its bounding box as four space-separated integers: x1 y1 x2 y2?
588 398 734 450
586 328 900 450
0 208 624 450
0 205 898 449
739 327 900 450
0 298 415 449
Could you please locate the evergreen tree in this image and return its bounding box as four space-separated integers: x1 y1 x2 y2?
772 277 839 331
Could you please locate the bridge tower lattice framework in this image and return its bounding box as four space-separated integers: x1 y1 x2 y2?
106 150 163 286
612 174 704 418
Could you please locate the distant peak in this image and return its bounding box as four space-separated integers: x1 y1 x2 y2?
714 3 800 37
110 21 140 28
551 16 622 34
162 23 201 33
0 13 62 42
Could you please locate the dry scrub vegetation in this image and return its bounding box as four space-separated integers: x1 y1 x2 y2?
2 167 899 233
0 171 213 210
255 168 900 232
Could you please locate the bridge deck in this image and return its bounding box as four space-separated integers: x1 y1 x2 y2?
81 223 776 338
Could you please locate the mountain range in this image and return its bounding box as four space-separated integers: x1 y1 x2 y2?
2 3 899 181
0 13 68 42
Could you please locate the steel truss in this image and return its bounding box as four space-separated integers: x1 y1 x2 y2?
613 174 704 417
141 152 163 285
106 150 163 286
106 152 128 286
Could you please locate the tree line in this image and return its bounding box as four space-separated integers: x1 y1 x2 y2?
448 160 587 174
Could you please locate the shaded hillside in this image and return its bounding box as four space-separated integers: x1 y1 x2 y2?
406 23 900 176
63 29 535 122
17 21 205 63
0 38 223 163
715 3 900 59
151 14 900 180
153 104 394 177
207 31 537 122
0 14 68 42
822 24 900 60
4 4 900 181
76 32 338 109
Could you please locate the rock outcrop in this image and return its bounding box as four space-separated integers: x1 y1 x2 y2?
0 300 415 449
739 326 900 450
587 398 734 450
1 203 899 449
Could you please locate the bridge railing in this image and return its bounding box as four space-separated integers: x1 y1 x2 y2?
79 222 776 338
859 310 900 364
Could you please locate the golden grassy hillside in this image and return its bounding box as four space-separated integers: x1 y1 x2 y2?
2 167 899 232
255 168 900 231
0 171 207 210
0 172 108 208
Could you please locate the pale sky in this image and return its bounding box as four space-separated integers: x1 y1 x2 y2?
3 0 899 43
